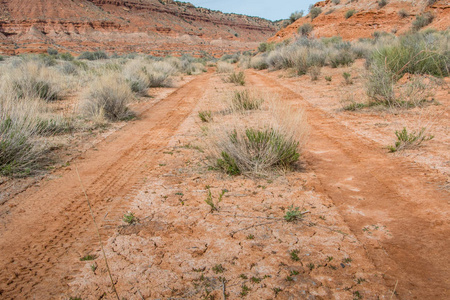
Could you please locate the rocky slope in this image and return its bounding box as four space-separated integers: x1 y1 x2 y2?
270 0 449 43
0 0 277 56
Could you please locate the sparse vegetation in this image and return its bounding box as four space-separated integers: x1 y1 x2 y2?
80 254 97 261
388 127 434 152
345 9 355 19
204 188 226 211
398 9 409 18
78 51 108 60
123 212 137 224
199 110 213 122
81 74 134 121
284 205 304 222
227 71 246 85
230 90 263 111
298 23 313 37
412 12 435 31
289 249 300 261
309 6 322 20
217 61 234 73
342 72 353 84
289 11 304 24
378 0 388 8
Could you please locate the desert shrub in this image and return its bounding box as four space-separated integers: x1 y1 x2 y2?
0 95 68 176
310 7 322 20
78 51 108 60
345 9 355 19
47 48 58 56
290 11 304 23
398 9 409 18
371 32 449 77
427 0 437 6
145 61 175 87
329 49 355 68
58 52 74 61
230 90 263 111
325 76 332 82
0 56 4 61
378 0 388 8
217 128 301 175
4 61 61 101
412 12 435 31
81 74 134 121
250 56 269 70
59 62 78 75
298 23 313 36
122 60 150 96
351 42 374 59
72 60 89 71
366 63 396 105
332 0 340 4
325 9 335 15
217 62 234 73
227 71 246 86
388 127 434 152
258 42 276 53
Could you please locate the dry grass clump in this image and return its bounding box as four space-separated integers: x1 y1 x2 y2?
217 62 235 73
226 71 246 86
0 94 69 176
2 60 63 101
81 74 134 121
208 99 308 176
229 90 264 112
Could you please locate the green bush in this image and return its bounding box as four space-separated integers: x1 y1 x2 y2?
345 9 355 19
47 48 58 56
388 127 434 152
330 50 355 68
258 42 276 53
198 110 212 122
78 51 108 60
298 23 313 36
412 12 435 31
216 128 300 175
398 9 409 18
310 7 322 20
370 32 449 77
58 52 74 61
289 11 304 23
378 0 388 8
0 55 4 61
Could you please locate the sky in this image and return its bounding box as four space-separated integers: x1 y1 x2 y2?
181 0 317 21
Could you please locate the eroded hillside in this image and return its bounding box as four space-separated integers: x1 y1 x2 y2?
270 0 449 42
0 0 277 56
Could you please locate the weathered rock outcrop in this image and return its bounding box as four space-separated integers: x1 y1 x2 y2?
0 0 278 56
269 0 449 43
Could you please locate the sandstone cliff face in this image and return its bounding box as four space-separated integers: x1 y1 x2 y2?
269 0 449 43
0 0 277 56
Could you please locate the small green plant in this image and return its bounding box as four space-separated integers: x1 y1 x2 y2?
198 110 213 122
284 205 304 222
0 55 4 61
356 277 366 284
273 287 282 295
342 72 353 85
227 71 246 86
290 270 299 276
343 257 353 263
80 254 97 261
353 291 363 300
204 188 226 212
250 276 262 283
345 9 355 19
123 212 137 224
289 249 300 261
240 284 251 297
240 274 248 279
325 76 332 82
212 264 225 274
91 263 97 272
388 127 434 152
307 263 315 271
285 276 294 281
246 234 255 240
289 10 304 23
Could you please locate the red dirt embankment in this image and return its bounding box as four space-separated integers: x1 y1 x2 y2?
0 0 277 56
270 0 450 43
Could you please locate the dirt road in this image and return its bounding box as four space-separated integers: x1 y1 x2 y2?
248 70 450 299
0 73 210 298
0 69 448 299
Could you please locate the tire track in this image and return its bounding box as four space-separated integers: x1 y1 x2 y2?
0 74 209 298
248 70 450 299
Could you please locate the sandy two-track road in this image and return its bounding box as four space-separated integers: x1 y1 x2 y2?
0 69 448 299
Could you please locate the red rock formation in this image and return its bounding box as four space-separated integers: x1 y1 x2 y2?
0 0 278 56
269 0 449 43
